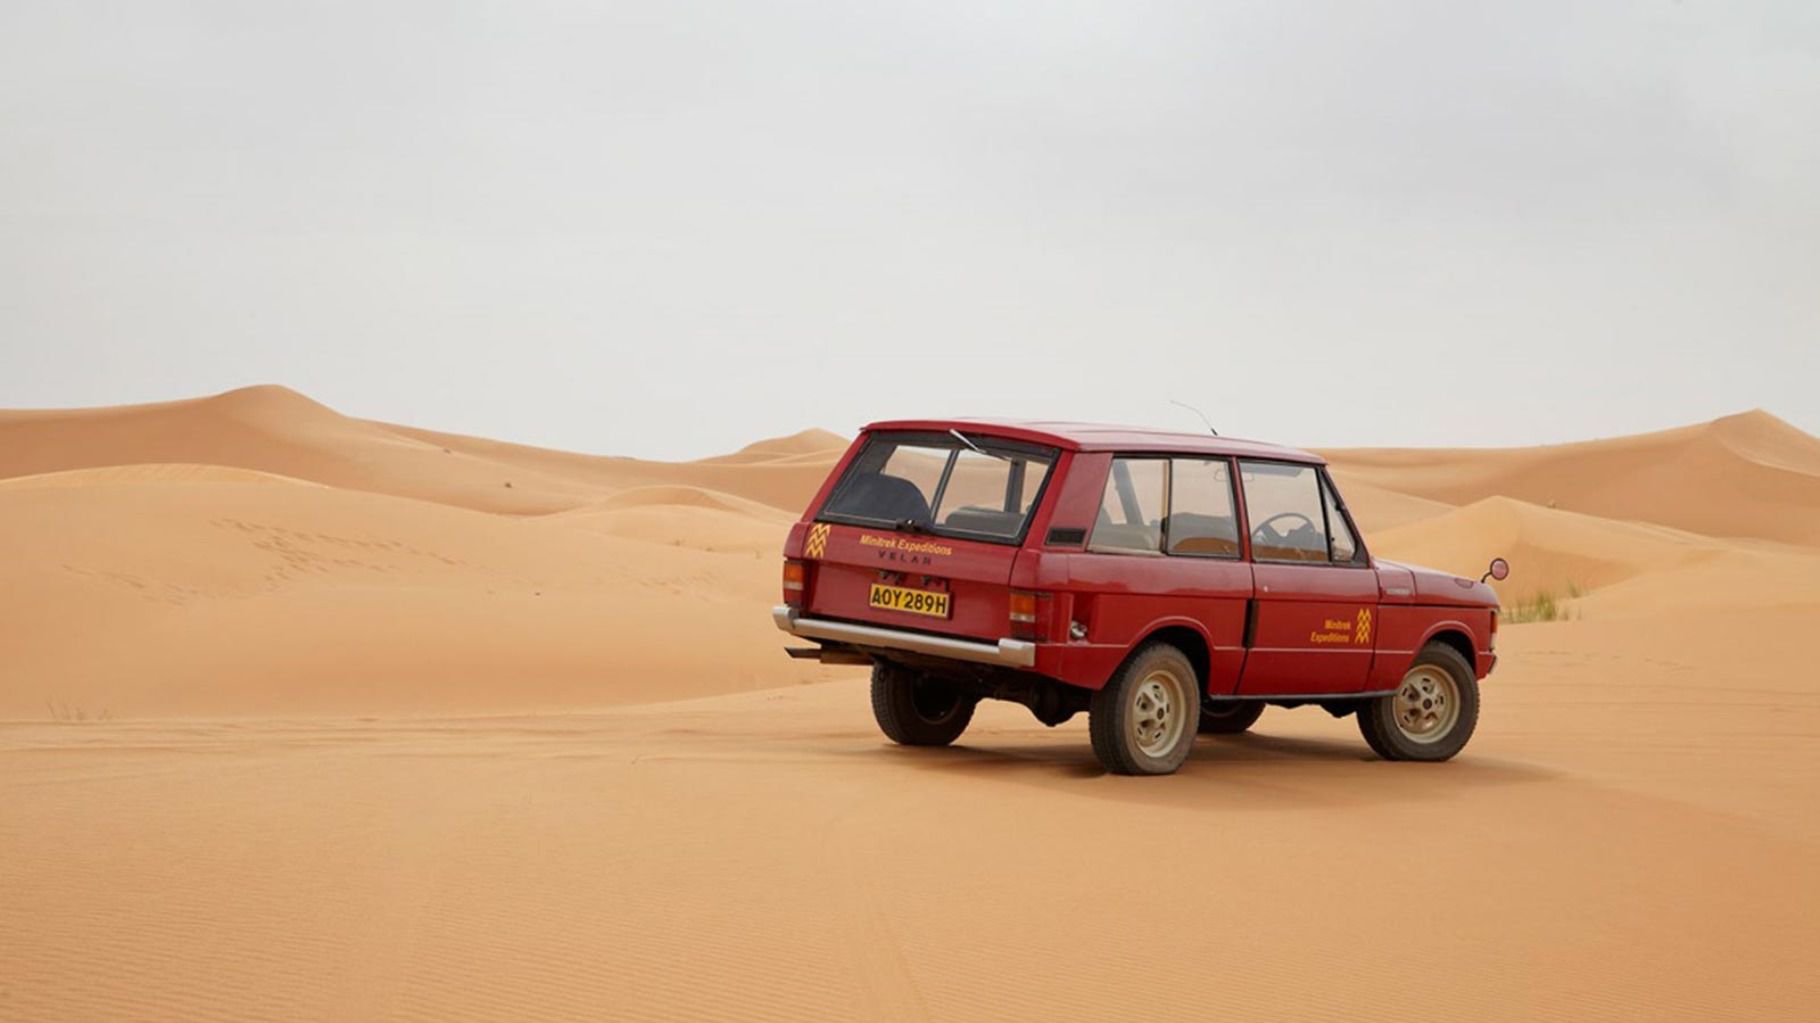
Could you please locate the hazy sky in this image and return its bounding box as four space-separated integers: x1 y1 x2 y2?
3 1 1816 458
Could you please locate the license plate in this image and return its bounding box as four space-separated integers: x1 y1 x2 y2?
868 583 951 618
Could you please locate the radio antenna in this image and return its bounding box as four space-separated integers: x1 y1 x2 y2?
1169 399 1219 436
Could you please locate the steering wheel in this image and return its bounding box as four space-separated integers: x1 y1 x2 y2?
1251 512 1317 544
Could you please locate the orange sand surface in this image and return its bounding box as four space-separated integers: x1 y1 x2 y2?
3 387 1817 1020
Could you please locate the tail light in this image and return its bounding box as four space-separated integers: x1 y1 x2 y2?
1010 590 1041 641
782 560 807 607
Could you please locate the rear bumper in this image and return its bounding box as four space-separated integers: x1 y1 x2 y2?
771 606 1037 669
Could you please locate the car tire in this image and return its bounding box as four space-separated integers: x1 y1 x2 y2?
870 660 976 747
1198 700 1264 735
1357 643 1480 762
1090 643 1202 775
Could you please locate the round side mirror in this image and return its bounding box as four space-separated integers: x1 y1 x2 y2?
1486 557 1510 582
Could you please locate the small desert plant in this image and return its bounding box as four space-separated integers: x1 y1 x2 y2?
1504 582 1585 624
45 699 113 723
1506 590 1560 623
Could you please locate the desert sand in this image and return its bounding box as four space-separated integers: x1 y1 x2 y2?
3 387 1818 1020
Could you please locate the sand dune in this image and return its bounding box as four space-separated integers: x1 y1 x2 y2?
1325 409 1820 547
1327 471 1457 533
1371 493 1820 614
0 386 598 513
0 386 849 718
553 504 796 556
695 427 850 464
0 462 321 490
4 390 1819 1021
580 483 800 517
0 475 834 719
377 418 846 511
1369 495 1734 601
542 486 797 554
6 393 1818 716
0 385 851 517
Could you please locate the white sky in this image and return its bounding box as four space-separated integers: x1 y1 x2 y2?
3 1 1816 459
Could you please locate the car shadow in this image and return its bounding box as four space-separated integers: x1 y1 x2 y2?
857 728 1557 812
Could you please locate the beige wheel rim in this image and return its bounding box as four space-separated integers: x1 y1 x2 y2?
1131 668 1189 758
1394 665 1460 744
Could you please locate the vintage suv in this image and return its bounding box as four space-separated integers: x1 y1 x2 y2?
772 420 1504 776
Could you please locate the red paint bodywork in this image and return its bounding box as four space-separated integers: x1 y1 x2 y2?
783 419 1498 698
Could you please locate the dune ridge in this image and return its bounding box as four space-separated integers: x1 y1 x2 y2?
0 385 850 517
4 388 1818 716
0 386 854 719
1323 408 1820 547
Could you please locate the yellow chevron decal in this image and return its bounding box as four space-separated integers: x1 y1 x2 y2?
1356 606 1373 645
804 522 831 559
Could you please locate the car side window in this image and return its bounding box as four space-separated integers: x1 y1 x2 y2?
1167 458 1240 557
1238 461 1330 563
1090 457 1165 554
1323 475 1361 563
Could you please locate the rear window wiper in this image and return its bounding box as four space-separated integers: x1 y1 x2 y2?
949 429 1014 463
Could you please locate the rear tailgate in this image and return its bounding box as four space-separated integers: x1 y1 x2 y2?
803 522 1018 641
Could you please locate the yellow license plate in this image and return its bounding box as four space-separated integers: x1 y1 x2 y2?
868 583 951 618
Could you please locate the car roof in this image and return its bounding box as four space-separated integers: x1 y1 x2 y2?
861 417 1324 464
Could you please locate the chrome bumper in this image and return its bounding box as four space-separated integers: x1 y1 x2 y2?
771 606 1036 669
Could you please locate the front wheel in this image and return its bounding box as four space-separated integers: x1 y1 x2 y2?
1090 643 1201 775
1357 643 1480 761
870 660 975 747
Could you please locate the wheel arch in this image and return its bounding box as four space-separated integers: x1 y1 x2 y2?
1129 619 1214 696
1419 624 1476 675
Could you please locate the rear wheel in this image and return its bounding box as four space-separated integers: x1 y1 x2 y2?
870 660 975 747
1090 643 1201 775
1198 700 1264 735
1357 643 1479 761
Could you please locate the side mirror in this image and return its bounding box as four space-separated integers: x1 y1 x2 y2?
1481 557 1510 584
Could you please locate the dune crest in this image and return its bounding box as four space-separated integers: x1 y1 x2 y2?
1324 409 1820 547
1370 494 1738 603
0 390 865 717
3 390 1818 717
698 427 849 464
581 484 798 517
0 462 321 490
0 385 591 514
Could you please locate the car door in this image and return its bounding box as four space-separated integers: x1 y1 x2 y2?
1235 461 1376 696
1061 455 1253 696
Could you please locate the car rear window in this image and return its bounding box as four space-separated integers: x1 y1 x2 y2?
819 430 1058 543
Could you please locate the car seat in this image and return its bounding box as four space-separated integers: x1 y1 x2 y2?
837 473 931 524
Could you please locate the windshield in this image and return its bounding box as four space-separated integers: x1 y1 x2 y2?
818 430 1058 543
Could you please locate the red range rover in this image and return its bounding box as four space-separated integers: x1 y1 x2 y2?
773 420 1504 776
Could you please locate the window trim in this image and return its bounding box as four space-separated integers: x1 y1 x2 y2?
1236 458 1374 569
1319 467 1371 567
